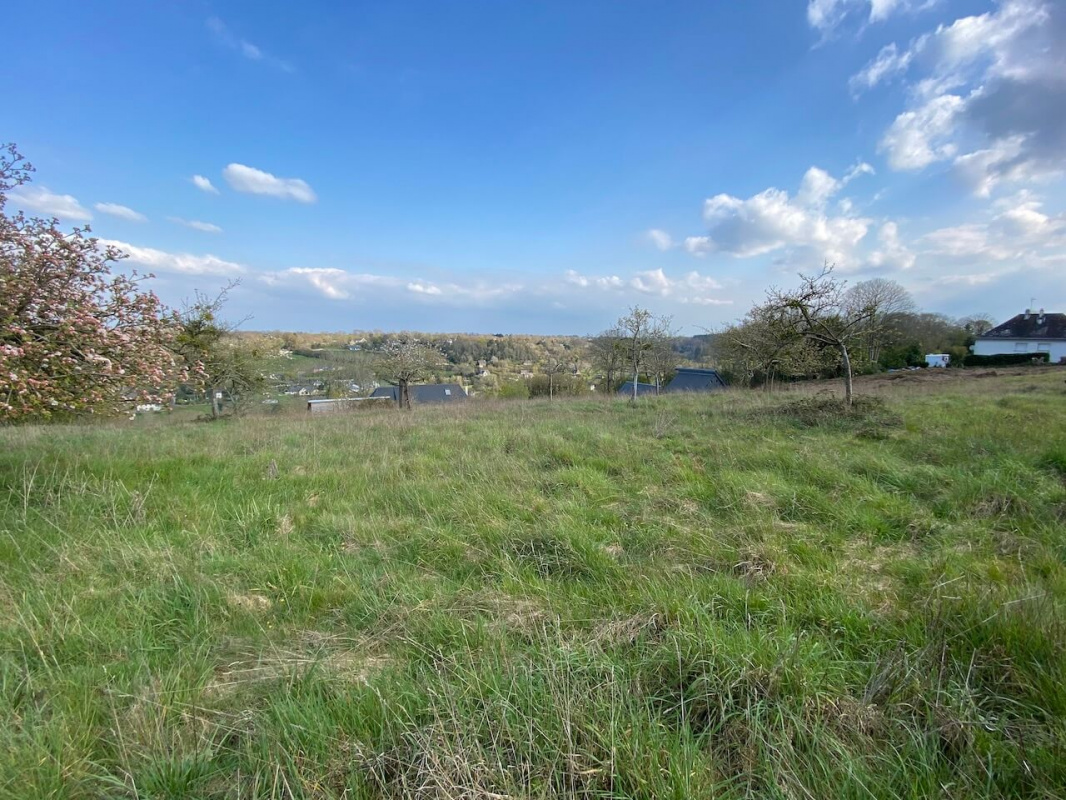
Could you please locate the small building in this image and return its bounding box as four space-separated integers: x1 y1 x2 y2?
663 367 727 393
307 397 390 414
974 310 1066 362
369 384 468 406
925 354 950 368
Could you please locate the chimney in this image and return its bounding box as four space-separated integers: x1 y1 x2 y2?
1038 308 1045 324
1024 308 1031 319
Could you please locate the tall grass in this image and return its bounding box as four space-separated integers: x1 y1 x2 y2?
1 371 1065 798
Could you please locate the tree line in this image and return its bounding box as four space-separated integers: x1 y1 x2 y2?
1 139 1004 422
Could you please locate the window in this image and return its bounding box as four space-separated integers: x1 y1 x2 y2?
1014 342 1029 353
1037 343 1051 352
444 389 451 395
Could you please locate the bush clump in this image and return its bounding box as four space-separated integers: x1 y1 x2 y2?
963 352 1050 366
765 395 902 429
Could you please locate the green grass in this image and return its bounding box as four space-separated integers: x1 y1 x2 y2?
2 371 1065 798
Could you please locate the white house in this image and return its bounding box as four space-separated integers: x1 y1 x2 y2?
973 310 1066 363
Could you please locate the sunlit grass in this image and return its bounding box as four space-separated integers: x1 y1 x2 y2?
2 370 1065 798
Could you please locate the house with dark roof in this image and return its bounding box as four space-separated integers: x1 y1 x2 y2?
369 384 468 406
663 367 727 393
973 310 1066 363
617 368 727 397
617 380 658 397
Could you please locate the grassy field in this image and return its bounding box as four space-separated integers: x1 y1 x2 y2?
2 370 1065 799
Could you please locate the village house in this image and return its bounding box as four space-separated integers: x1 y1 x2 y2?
617 367 727 396
973 310 1066 363
369 384 468 406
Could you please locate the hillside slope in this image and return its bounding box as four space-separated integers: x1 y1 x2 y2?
2 373 1065 798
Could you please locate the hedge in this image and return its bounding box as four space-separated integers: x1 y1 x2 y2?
963 352 1051 366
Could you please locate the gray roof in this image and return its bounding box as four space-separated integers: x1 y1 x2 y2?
617 381 658 396
664 367 726 392
980 312 1066 340
370 384 467 404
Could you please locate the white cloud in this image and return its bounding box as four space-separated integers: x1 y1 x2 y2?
686 165 874 265
796 167 841 209
565 270 625 290
922 224 1006 259
102 240 245 276
565 268 728 305
283 268 353 299
807 0 929 36
167 216 223 234
878 93 964 170
684 236 714 256
94 202 147 222
849 43 916 94
866 221 916 269
207 17 293 72
646 228 674 251
270 268 523 305
191 175 219 194
990 195 1066 246
8 186 92 221
223 163 317 203
857 1 1066 193
917 194 1066 288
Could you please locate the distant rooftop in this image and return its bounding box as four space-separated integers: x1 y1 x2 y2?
369 384 467 405
664 367 726 393
980 311 1066 340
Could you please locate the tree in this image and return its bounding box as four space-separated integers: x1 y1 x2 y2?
172 283 262 419
588 328 624 393
0 144 178 423
844 278 915 365
760 265 882 406
717 307 820 391
617 306 671 402
543 354 570 401
376 337 440 409
644 322 678 395
957 314 995 337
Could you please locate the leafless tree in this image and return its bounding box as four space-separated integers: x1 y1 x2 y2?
588 327 625 393
761 265 882 406
957 314 996 336
376 337 440 410
543 354 569 401
844 278 915 364
616 306 672 402
644 323 678 395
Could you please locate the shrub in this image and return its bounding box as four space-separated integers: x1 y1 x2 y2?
963 352 1050 367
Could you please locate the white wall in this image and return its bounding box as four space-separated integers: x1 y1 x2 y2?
973 338 1066 363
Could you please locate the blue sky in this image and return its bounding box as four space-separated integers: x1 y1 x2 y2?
3 0 1064 334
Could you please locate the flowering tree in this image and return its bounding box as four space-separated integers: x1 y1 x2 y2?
0 144 179 423
376 337 441 409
